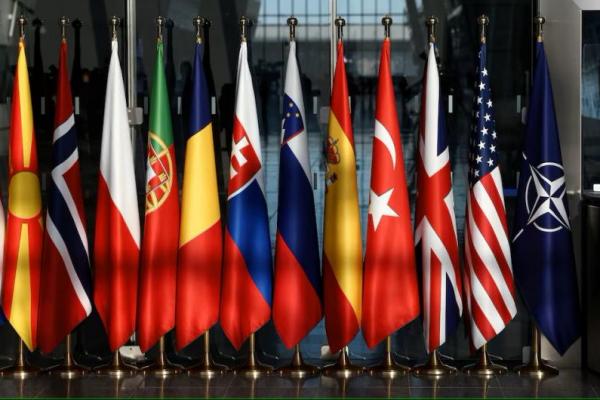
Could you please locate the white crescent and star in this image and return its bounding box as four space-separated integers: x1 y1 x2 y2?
370 120 401 231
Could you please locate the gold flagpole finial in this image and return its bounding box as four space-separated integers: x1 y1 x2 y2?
239 16 251 42
478 15 489 44
59 16 70 40
335 16 345 41
110 16 120 40
535 15 545 42
18 15 26 40
426 15 438 44
193 16 204 43
382 15 393 38
287 16 298 41
156 16 165 42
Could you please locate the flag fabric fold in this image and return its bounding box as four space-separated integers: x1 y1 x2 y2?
94 39 141 352
322 41 362 353
137 39 180 352
512 41 581 355
463 41 516 350
272 40 321 349
414 43 462 353
219 41 272 350
176 41 222 350
2 38 43 351
362 37 419 349
38 38 93 353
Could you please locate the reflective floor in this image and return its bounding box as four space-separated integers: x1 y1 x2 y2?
0 368 598 398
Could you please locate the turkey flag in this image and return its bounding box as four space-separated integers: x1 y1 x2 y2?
362 37 420 348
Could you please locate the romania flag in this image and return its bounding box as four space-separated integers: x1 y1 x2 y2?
176 40 222 350
322 41 362 353
2 38 43 351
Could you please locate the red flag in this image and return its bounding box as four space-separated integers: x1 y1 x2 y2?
362 37 419 348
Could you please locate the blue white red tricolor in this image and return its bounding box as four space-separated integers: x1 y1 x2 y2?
463 42 516 350
272 40 321 349
220 40 272 350
414 43 462 353
512 41 581 355
38 39 92 354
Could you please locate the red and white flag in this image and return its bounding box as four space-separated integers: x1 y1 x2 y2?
362 37 419 348
93 38 141 352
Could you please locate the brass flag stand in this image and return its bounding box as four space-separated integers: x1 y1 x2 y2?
187 331 227 378
0 339 39 379
322 346 364 378
96 350 136 377
368 336 410 378
235 333 272 378
277 344 319 378
463 343 506 376
49 333 88 379
142 335 181 377
516 325 558 378
412 349 456 377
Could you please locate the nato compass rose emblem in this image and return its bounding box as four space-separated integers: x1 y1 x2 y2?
515 159 571 240
145 132 174 212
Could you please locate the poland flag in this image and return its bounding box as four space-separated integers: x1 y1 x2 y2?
93 38 141 352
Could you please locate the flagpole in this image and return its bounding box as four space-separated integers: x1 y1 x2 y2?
235 332 272 378
365 16 411 380
273 17 319 380
0 16 39 380
187 330 227 378
462 16 509 378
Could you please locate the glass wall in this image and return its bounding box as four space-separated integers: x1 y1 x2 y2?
0 0 535 364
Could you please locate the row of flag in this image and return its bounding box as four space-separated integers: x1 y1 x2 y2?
0 21 580 360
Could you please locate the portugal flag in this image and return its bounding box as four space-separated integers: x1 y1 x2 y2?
176 40 222 350
2 37 43 351
362 36 419 348
137 39 180 352
322 40 362 353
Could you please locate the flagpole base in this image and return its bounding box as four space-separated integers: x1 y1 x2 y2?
412 350 456 377
515 325 559 379
235 361 272 379
48 363 88 379
0 364 39 379
515 360 558 378
321 347 364 379
463 346 507 376
368 360 410 379
95 352 137 377
276 346 319 379
234 334 272 379
187 361 227 379
367 337 410 378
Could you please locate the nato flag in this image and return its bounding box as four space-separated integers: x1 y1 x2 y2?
512 42 581 355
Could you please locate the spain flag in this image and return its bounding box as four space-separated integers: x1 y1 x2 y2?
323 40 362 353
2 38 43 350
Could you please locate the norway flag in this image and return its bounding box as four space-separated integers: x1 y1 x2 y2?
220 41 272 350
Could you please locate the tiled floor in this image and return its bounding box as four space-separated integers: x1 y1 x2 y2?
0 368 599 398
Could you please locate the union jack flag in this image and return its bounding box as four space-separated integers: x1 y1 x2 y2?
463 42 516 350
415 43 462 353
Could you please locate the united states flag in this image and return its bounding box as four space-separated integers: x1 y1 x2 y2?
463 42 516 349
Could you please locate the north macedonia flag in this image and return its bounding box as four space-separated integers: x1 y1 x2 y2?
2 39 43 350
